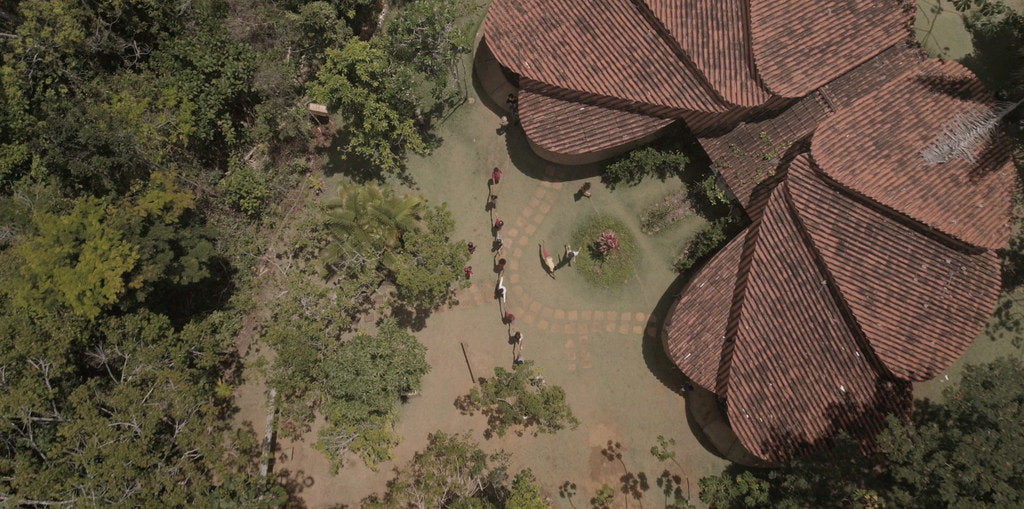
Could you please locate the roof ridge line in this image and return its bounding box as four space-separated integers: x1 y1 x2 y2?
778 165 894 382
736 0 775 100
715 181 779 397
628 0 736 111
522 79 686 119
805 154 988 255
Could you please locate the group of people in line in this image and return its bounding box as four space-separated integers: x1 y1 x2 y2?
463 92 597 365
465 167 527 365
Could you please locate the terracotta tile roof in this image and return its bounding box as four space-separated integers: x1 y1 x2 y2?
700 95 827 206
726 182 907 461
699 43 924 208
483 0 729 113
518 91 674 155
788 156 1001 382
662 233 746 392
638 0 772 107
813 59 1015 250
816 43 927 109
749 0 912 98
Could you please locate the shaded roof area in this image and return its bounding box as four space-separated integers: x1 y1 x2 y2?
639 0 773 107
749 0 913 97
813 59 1015 250
483 0 729 113
788 156 1001 382
700 43 924 208
518 91 674 155
728 185 908 461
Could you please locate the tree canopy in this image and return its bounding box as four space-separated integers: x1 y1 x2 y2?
698 358 1024 508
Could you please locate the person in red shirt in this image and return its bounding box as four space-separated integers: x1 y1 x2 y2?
463 266 473 278
494 218 504 231
503 312 515 324
491 167 503 184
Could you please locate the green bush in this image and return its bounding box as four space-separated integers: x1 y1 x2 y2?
675 217 734 272
603 147 689 189
570 215 640 287
219 160 270 217
700 174 729 206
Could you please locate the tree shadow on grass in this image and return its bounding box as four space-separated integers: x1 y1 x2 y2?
275 468 315 509
391 291 461 332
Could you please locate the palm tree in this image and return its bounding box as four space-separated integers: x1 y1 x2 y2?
323 184 423 273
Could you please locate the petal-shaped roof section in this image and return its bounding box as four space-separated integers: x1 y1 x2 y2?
750 0 912 98
726 183 902 461
700 43 923 209
483 0 729 113
663 233 746 392
813 59 1015 250
518 91 674 155
787 156 1001 382
639 0 772 107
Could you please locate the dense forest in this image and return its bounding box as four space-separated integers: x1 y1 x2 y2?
0 0 499 504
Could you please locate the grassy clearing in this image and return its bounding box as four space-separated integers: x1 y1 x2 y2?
570 214 640 287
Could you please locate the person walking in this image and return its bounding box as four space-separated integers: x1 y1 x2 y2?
494 218 504 231
512 331 524 365
493 233 504 253
468 242 476 254
565 244 580 266
496 276 507 303
488 194 498 210
496 257 507 274
491 167 503 185
503 311 515 324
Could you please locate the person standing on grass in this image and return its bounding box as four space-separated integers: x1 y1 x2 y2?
463 266 473 278
566 245 580 266
492 167 503 185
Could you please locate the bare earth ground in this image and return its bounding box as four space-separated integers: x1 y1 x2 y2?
271 65 730 506
231 2 1024 507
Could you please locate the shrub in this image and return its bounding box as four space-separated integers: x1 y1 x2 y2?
603 147 689 189
595 231 620 256
219 160 270 217
570 215 640 287
675 217 735 273
639 188 692 235
700 174 729 207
